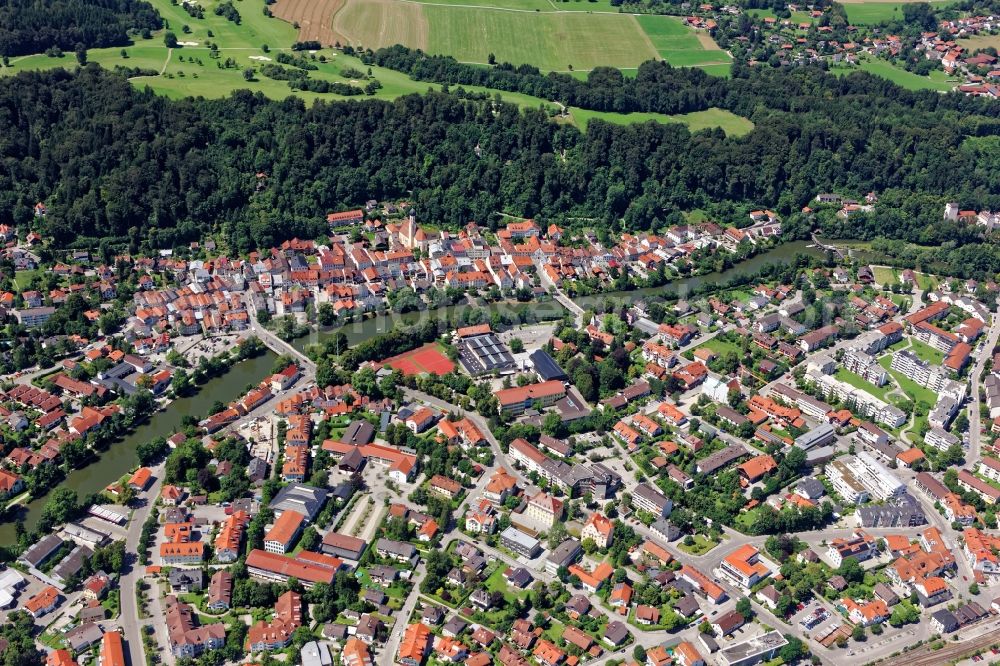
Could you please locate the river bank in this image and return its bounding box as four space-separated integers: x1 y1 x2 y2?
573 240 825 309
0 240 823 540
0 350 277 541
290 299 570 354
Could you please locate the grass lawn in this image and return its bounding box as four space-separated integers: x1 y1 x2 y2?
733 508 764 532
693 336 741 358
906 338 945 365
914 272 939 291
484 564 523 602
880 356 937 407
568 106 753 135
872 266 896 286
543 619 566 642
677 533 719 555
855 58 955 92
834 368 893 403
699 63 732 77
13 269 43 289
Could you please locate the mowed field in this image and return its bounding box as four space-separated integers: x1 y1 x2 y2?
422 9 657 70
0 0 748 133
958 34 1000 51
285 0 730 72
841 0 952 25
568 106 754 134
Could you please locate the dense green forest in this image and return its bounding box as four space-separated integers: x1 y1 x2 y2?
0 0 161 57
1 64 999 266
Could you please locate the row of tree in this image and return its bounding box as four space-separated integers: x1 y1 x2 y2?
0 0 161 57
2 64 1000 268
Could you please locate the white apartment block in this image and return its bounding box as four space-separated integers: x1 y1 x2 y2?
843 351 887 387
827 459 869 505
925 427 960 452
890 351 947 390
810 371 907 428
978 457 1000 484
828 453 904 502
929 395 960 430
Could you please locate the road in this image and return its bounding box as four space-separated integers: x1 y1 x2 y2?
401 387 529 486
118 463 166 666
535 258 585 326
967 312 1000 463
245 300 317 375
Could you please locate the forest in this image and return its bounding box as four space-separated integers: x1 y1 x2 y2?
0 0 161 57
1 64 1000 268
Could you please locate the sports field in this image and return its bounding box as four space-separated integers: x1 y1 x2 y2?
379 344 456 376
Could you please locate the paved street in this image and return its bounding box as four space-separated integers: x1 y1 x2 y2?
968 312 1000 463
118 463 166 666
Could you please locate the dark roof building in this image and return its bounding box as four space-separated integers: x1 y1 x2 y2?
529 350 567 381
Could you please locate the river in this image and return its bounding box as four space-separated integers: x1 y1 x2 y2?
290 241 819 354
573 240 824 309
0 351 276 541
0 241 820 540
291 299 570 354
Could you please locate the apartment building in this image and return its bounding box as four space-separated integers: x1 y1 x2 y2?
890 351 950 392
827 458 869 505
264 510 304 554
827 531 878 567
632 483 673 518
810 371 907 428
843 350 887 386
720 545 771 590
977 457 1000 484
957 470 1000 504
925 427 961 452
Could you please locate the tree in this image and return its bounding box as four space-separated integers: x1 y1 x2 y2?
509 338 524 353
164 31 178 48
298 526 320 552
736 596 753 621
837 556 864 584
779 635 806 662
75 43 87 65
632 646 646 662
243 67 255 81
851 625 866 642
317 303 335 326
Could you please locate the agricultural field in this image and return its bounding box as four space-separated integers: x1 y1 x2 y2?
957 34 1000 51
635 15 731 67
309 0 728 71
1 0 731 112
567 106 754 134
841 0 953 25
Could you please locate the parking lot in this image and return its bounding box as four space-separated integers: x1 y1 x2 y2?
497 322 558 351
173 332 250 365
